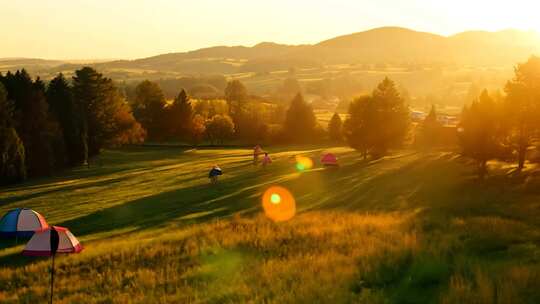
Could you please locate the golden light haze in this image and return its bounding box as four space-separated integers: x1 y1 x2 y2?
1 0 540 60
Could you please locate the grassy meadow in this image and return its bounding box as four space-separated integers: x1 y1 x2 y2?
1 146 540 303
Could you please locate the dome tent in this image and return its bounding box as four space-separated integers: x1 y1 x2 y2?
0 208 48 237
22 226 83 256
321 153 338 166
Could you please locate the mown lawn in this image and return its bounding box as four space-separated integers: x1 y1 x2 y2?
1 146 540 303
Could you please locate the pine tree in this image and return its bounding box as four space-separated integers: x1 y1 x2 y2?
370 77 409 155
167 89 193 141
73 67 143 156
1 70 58 177
328 113 343 142
0 83 26 184
458 90 502 179
504 56 540 170
47 73 87 165
283 93 317 142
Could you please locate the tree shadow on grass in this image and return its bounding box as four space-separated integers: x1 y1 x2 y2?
0 147 193 194
56 168 281 237
301 151 540 224
0 177 126 207
4 150 539 269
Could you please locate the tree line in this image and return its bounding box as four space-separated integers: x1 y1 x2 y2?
130 78 323 146
0 68 327 184
0 68 144 185
4 56 536 184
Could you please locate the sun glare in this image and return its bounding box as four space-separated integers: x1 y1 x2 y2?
295 156 314 172
270 193 281 204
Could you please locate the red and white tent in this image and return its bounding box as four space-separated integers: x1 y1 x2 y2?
22 226 83 256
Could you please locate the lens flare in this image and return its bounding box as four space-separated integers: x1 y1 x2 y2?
270 193 281 204
262 186 296 222
295 156 313 172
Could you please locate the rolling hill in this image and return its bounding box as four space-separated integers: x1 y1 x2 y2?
2 27 539 76
95 27 540 72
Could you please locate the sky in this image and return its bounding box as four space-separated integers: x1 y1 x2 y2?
1 0 540 60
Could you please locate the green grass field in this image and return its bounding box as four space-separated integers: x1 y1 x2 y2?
1 146 540 303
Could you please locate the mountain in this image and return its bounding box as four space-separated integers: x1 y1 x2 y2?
98 27 540 73
3 27 540 76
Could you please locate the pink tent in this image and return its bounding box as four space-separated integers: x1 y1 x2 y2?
22 226 82 256
321 153 338 166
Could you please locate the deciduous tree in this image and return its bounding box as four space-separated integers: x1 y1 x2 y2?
343 96 375 159
205 114 235 145
132 80 167 140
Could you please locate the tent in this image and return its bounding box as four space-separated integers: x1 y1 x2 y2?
321 153 338 166
22 226 83 303
0 208 49 237
209 166 223 178
22 226 82 256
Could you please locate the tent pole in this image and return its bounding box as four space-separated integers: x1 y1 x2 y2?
50 254 55 304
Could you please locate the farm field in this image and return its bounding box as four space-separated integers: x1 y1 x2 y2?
1 146 540 303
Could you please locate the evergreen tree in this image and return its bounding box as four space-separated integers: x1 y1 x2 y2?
167 89 193 141
370 77 409 155
0 83 26 184
47 73 87 165
504 56 540 170
283 93 317 142
131 80 167 140
1 70 58 177
328 113 343 142
458 90 502 179
73 67 142 156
